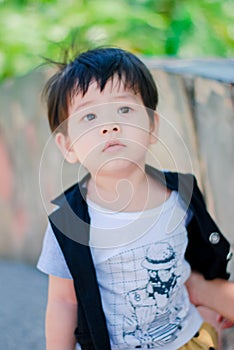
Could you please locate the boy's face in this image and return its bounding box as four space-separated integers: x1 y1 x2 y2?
55 76 158 175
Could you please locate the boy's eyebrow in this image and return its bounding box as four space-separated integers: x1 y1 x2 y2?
114 94 138 101
72 100 96 113
71 94 139 114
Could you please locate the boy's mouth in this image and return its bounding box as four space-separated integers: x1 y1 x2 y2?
102 140 126 152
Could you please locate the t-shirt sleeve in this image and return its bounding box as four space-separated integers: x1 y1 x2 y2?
37 222 72 279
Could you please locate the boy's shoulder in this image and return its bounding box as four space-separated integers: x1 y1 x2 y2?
51 182 80 207
145 165 196 189
51 173 91 208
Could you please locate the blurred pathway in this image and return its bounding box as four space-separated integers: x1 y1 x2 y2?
0 259 47 350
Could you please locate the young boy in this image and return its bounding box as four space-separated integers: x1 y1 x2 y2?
37 47 232 350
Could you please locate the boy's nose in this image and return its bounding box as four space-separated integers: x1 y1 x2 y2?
101 124 121 135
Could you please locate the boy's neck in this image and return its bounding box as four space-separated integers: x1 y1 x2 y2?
87 164 170 212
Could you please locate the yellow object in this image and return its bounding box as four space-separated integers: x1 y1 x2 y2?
179 322 218 350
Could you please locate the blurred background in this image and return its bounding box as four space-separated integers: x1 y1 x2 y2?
1 0 234 81
0 0 234 349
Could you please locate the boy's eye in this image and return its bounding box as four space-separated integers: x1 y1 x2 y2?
118 106 131 114
83 113 96 121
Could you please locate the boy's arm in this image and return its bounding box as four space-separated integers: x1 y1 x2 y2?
186 271 234 324
46 275 77 350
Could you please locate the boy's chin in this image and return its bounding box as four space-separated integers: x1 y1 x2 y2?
92 158 140 175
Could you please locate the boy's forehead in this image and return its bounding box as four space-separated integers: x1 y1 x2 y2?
77 75 136 97
69 77 141 114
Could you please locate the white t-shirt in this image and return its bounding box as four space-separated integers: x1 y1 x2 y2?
37 191 202 349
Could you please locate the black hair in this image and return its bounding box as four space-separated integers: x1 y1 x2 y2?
43 47 158 133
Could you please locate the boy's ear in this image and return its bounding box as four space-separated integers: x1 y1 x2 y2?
149 111 159 144
55 132 78 164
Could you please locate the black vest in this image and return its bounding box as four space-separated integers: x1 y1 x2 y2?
49 166 231 350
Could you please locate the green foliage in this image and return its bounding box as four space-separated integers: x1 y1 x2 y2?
0 0 233 81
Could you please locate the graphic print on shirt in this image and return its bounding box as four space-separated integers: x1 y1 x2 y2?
94 230 191 348
122 242 183 347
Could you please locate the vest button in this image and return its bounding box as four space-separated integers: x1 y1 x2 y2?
227 250 233 261
209 232 220 244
